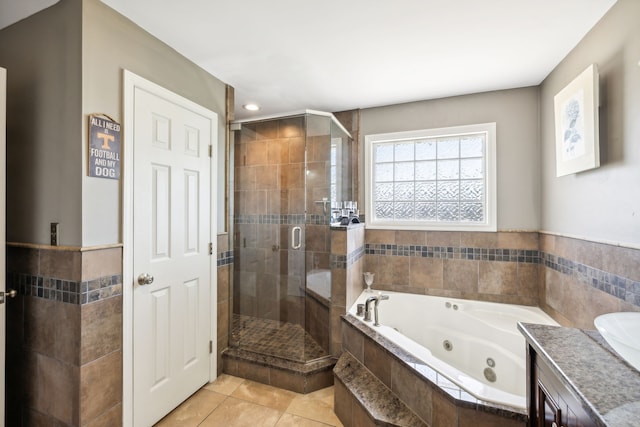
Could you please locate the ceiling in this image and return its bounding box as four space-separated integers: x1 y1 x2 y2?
1 1 617 120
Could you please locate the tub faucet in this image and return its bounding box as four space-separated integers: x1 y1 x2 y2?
364 296 378 322
373 294 389 326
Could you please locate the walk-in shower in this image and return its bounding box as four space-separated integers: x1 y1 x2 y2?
229 110 353 370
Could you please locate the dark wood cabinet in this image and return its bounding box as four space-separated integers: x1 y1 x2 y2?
527 345 597 427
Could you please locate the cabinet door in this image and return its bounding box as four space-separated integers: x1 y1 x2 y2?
538 381 561 427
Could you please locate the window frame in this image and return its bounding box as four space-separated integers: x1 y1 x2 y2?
364 122 497 232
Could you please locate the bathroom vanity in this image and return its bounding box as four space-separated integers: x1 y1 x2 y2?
519 323 640 427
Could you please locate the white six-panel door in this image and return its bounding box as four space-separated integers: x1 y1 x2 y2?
128 75 216 426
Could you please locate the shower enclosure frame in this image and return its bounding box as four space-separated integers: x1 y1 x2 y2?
229 110 353 365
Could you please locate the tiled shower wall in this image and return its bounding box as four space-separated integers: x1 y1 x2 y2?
233 117 307 325
6 245 123 427
217 233 233 375
233 115 334 329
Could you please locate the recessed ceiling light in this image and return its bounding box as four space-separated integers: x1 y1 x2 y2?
243 103 260 111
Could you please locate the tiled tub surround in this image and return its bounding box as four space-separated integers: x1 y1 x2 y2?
363 230 541 306
336 314 527 427
519 323 640 426
6 244 123 427
363 231 640 324
539 233 640 329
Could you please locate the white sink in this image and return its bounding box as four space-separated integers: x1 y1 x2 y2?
594 312 640 371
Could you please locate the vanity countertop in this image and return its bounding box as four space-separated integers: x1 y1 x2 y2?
518 323 640 427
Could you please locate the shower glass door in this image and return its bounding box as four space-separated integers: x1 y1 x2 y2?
232 113 320 363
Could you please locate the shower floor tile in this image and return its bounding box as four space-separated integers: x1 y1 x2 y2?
231 314 329 362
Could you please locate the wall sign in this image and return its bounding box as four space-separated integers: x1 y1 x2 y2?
89 114 121 179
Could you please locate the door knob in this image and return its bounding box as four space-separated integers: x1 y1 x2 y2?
0 288 17 304
137 273 154 286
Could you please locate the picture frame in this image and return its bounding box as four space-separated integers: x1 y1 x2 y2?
554 63 600 177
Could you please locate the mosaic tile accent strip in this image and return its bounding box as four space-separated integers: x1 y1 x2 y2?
234 214 306 225
9 273 123 305
234 213 333 225
217 250 234 267
365 243 540 263
543 253 640 307
331 245 364 269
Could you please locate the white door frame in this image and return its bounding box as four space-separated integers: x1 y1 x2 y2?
122 70 218 427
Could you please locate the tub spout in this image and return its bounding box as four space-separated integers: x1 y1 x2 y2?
364 296 377 322
373 294 389 326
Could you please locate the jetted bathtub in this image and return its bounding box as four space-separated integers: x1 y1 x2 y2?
349 290 558 409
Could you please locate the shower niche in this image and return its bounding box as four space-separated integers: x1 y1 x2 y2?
226 110 353 392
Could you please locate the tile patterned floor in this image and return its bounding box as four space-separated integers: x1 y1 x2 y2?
230 314 329 362
154 374 344 427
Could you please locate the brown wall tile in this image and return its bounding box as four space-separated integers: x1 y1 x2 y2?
81 296 122 364
84 403 122 427
395 230 426 245
458 407 525 427
36 354 80 426
333 380 353 427
341 322 364 362
443 259 478 293
217 264 230 302
7 246 40 274
460 232 498 248
81 247 122 281
497 232 538 250
41 249 82 282
410 257 443 289
478 261 517 295
331 230 347 254
218 300 229 342
363 338 391 388
431 391 457 427
25 297 81 365
80 351 122 425
390 359 432 425
217 233 229 252
427 231 461 247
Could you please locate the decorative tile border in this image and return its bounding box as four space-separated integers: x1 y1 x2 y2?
234 213 332 225
9 273 123 305
543 253 640 307
331 245 364 269
217 250 234 267
234 214 306 225
365 243 540 263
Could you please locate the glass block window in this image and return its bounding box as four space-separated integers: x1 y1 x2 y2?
365 123 496 231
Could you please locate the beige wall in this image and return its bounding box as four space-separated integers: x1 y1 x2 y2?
82 0 228 246
359 87 540 231
0 0 83 245
540 0 640 248
0 0 228 247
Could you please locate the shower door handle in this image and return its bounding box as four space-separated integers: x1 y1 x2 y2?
291 226 302 250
